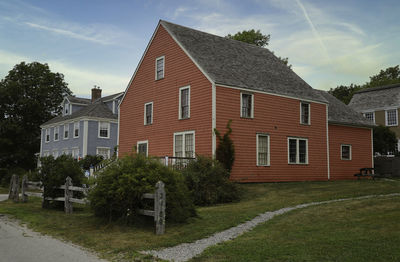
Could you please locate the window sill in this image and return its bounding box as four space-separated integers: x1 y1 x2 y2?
179 117 190 120
288 162 308 165
155 77 164 81
256 164 270 167
300 123 310 126
98 136 110 139
240 116 253 119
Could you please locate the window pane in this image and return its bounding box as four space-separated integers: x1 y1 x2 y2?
242 94 252 117
301 103 309 124
185 134 194 158
299 140 307 163
64 124 69 138
146 104 152 124
175 135 183 157
364 112 373 122
387 110 397 126
156 58 164 79
181 88 189 119
258 135 268 165
99 122 109 137
289 139 297 163
342 145 350 160
138 143 147 155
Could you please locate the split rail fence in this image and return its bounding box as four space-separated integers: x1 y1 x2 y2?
9 174 166 234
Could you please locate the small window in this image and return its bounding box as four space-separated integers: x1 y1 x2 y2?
71 147 80 159
96 147 111 159
386 109 398 126
74 122 79 138
64 123 69 139
62 148 69 155
52 150 59 158
300 102 310 125
144 102 153 125
363 112 374 123
341 144 352 160
257 134 270 166
45 128 50 142
155 56 165 80
179 86 190 119
43 151 50 157
64 102 70 116
137 141 148 156
288 137 308 164
54 126 59 141
98 122 110 138
241 93 253 118
174 131 195 158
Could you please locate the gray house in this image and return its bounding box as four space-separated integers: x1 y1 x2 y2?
40 88 123 160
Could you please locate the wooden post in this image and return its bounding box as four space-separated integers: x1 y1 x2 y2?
21 175 28 202
8 174 19 202
64 176 73 214
154 181 166 235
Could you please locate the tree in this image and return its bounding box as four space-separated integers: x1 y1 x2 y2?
366 65 400 88
329 65 400 104
373 125 397 155
0 62 71 171
328 84 362 105
226 29 291 68
214 120 235 172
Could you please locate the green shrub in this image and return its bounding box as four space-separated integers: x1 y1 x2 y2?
79 155 104 170
214 120 235 172
182 155 241 206
0 167 26 187
38 155 86 208
88 153 196 223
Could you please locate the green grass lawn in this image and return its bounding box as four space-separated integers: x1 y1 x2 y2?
0 180 399 261
193 195 400 262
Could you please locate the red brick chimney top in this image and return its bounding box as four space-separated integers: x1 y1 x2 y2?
91 85 102 102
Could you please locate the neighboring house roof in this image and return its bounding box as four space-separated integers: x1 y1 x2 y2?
160 20 327 104
41 95 120 127
96 92 124 102
67 96 91 105
348 83 400 112
316 90 374 127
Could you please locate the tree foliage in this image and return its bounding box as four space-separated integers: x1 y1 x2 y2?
226 29 291 68
0 62 71 170
329 65 400 104
373 125 397 155
214 120 235 172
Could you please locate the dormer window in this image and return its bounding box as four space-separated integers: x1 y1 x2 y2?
64 103 70 116
155 56 165 80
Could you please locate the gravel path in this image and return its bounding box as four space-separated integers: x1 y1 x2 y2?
144 193 400 262
0 194 107 262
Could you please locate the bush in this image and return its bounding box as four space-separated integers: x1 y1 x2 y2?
88 153 196 223
182 155 241 206
38 155 86 208
79 155 104 171
214 120 235 172
0 167 26 187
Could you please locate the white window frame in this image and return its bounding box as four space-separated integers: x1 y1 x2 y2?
144 102 153 125
43 150 50 157
62 148 69 155
173 131 195 158
45 128 50 143
98 121 110 138
155 56 165 80
341 144 352 160
71 147 80 159
240 92 254 118
54 126 59 141
179 86 190 120
300 102 310 125
385 109 398 126
52 150 59 158
256 133 270 166
137 140 149 156
74 122 80 138
96 147 111 159
63 123 69 139
363 111 375 123
287 137 308 165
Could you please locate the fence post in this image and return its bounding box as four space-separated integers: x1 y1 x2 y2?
64 176 73 214
154 181 166 235
21 175 28 202
8 174 19 202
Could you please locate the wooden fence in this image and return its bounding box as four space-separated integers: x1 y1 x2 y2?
159 156 195 170
14 175 166 234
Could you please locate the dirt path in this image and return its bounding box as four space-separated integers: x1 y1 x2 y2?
0 194 107 262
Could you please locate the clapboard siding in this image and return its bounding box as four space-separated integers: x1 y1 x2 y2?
119 25 213 157
215 86 329 182
328 125 373 180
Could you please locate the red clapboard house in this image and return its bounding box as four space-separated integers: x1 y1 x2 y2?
118 20 374 182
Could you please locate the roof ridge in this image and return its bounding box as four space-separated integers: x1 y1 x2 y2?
355 83 400 94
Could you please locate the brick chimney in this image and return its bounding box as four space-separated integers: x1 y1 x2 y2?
91 86 102 102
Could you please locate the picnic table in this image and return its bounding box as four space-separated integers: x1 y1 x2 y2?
354 168 376 180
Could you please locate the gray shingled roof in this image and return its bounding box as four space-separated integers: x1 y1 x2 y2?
316 90 374 127
160 20 327 104
348 83 400 112
95 92 124 102
41 96 119 127
68 96 91 104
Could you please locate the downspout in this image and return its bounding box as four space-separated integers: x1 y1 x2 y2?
212 83 216 158
326 104 330 180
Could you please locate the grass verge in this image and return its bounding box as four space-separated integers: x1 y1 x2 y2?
193 195 400 262
0 180 399 261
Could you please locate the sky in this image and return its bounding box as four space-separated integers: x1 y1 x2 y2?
0 0 399 97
